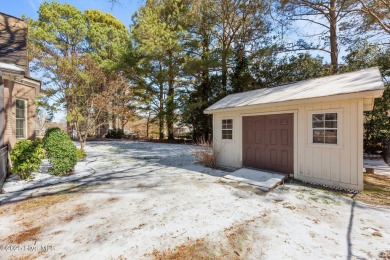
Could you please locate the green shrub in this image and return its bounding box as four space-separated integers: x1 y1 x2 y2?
105 128 125 139
43 127 77 175
11 139 45 180
76 148 86 160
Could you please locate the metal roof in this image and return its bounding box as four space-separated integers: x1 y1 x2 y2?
205 67 384 113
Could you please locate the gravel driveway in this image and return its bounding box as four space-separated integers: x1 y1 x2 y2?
0 141 389 259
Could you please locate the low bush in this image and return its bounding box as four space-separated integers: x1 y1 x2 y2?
43 127 77 175
76 148 86 160
11 139 45 180
192 137 218 168
105 128 125 139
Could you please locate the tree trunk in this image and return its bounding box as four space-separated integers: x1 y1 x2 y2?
158 61 164 140
65 81 73 139
75 126 86 152
166 50 175 141
66 105 73 139
112 114 117 129
97 82 108 138
221 47 228 93
80 138 86 152
121 118 126 131
98 111 109 138
329 0 339 74
192 22 212 142
201 33 211 141
146 110 151 139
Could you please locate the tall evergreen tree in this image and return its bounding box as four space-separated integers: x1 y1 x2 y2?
131 0 187 140
180 0 217 140
28 1 88 134
29 2 134 143
342 41 390 156
85 10 131 136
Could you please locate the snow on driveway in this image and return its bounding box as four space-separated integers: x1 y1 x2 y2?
0 141 389 259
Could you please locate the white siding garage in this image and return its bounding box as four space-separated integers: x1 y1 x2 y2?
204 68 385 191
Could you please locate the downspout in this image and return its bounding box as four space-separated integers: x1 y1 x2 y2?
0 77 4 147
0 76 8 185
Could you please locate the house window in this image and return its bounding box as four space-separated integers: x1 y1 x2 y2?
312 113 337 144
16 99 27 139
222 119 233 140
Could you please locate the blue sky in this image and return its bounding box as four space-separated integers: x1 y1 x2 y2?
0 0 142 28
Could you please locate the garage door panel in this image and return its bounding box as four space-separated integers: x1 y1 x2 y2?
270 129 277 145
244 129 251 143
255 148 261 163
281 129 288 146
281 150 288 167
255 130 262 144
270 149 278 165
244 148 252 165
243 113 294 174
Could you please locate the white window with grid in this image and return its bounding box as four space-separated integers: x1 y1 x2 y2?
15 99 27 139
222 119 233 140
312 113 338 144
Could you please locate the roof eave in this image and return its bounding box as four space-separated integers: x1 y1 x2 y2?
0 68 25 75
1 71 41 95
204 89 384 114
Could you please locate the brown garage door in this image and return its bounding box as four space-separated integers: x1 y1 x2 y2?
243 113 294 174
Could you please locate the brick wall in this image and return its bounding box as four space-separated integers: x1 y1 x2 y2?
3 79 36 148
0 13 28 74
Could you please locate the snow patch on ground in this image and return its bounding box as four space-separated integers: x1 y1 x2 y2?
364 158 390 177
2 159 95 193
0 141 389 259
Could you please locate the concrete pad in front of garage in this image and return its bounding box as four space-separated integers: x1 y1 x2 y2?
222 168 288 191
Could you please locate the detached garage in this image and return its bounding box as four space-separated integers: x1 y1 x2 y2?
204 67 385 191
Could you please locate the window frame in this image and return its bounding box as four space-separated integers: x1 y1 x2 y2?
308 109 343 148
15 98 27 139
221 118 233 140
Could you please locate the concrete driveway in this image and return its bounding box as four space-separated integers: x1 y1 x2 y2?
0 141 389 259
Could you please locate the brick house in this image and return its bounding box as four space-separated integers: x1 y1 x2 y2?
0 12 41 149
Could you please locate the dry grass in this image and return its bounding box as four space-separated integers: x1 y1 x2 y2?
149 238 218 260
149 213 270 260
0 193 76 229
379 250 390 259
0 193 80 246
62 203 88 222
51 230 64 235
192 137 218 168
106 196 120 203
9 193 74 214
354 173 390 206
9 254 37 260
6 226 43 243
292 172 390 206
137 183 159 188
